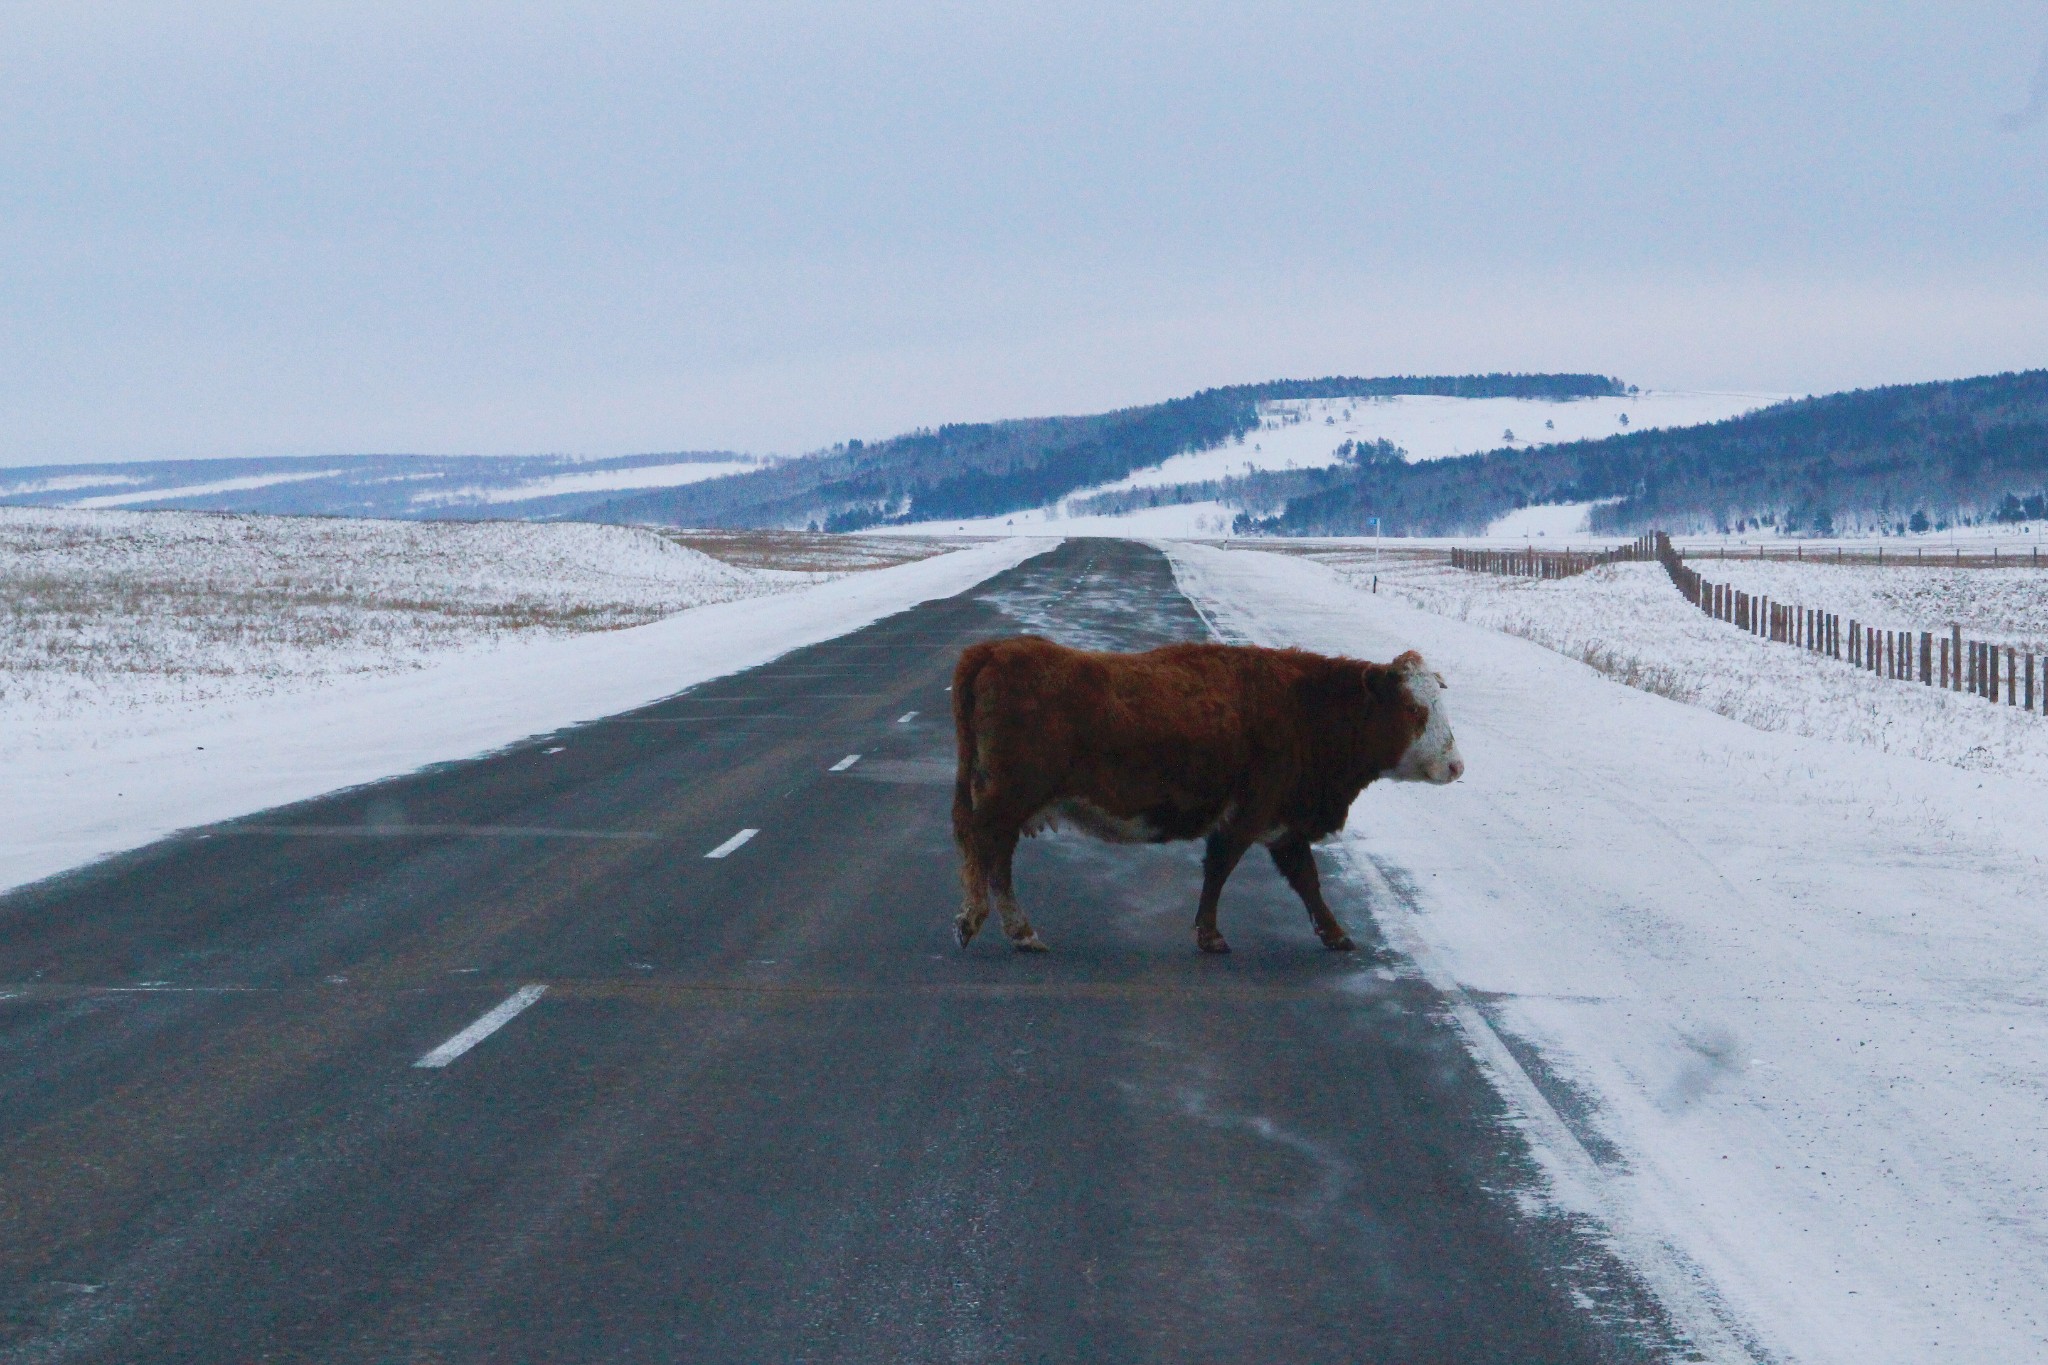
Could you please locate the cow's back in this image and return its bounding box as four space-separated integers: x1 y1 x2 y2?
954 637 1322 837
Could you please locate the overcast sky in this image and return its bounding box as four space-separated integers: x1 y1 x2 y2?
3 2 2045 465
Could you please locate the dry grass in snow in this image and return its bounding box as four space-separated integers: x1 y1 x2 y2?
0 508 816 721
659 528 983 573
1270 544 2048 781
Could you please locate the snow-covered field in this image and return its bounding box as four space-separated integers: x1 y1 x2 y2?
1167 542 2048 1364
0 507 1044 893
1483 498 1621 538
1275 545 2048 782
1681 558 2048 652
1 508 792 717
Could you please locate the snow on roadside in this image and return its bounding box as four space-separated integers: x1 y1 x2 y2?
1 520 1050 894
1288 547 2048 783
1165 541 2048 1365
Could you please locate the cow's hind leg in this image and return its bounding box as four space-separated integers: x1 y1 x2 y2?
952 778 995 947
1268 834 1354 951
955 839 994 948
1194 830 1254 954
988 827 1047 952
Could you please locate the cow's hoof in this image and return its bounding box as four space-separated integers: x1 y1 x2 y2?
1320 933 1356 952
1196 932 1231 955
1010 932 1049 953
955 919 976 949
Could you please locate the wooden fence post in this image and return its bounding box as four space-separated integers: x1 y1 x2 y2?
1953 625 1964 691
1940 636 1949 688
1921 631 1932 684
2009 648 2019 705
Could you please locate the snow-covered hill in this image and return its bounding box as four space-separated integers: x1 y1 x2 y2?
1112 390 1783 490
885 392 1782 536
0 453 769 520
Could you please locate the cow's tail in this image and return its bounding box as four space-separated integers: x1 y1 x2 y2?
951 644 992 840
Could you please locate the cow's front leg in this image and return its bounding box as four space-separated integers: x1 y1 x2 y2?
1194 830 1254 954
1268 833 1354 951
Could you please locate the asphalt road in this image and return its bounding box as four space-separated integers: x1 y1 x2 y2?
0 539 1687 1363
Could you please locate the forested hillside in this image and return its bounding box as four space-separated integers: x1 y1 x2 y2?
584 374 1625 530
1246 370 2048 537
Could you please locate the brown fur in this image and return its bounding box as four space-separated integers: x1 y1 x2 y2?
950 636 1437 954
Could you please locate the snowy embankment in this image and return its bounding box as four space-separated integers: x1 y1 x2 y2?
1287 546 2048 782
1 507 1048 893
1167 542 2048 1365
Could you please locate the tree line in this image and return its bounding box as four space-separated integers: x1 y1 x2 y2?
1239 371 2048 537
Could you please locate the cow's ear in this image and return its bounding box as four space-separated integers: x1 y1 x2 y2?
1434 671 1448 689
1363 663 1407 706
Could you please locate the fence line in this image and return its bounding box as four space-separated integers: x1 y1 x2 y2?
1445 530 2047 715
1649 532 2045 716
1691 543 2047 570
1449 536 1657 581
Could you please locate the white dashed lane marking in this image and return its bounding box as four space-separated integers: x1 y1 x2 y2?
898 711 918 723
704 828 759 859
413 984 548 1069
829 755 862 772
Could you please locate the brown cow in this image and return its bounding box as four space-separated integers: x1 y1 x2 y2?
951 637 1463 954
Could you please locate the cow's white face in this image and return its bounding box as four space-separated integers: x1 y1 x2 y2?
1388 663 1465 784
